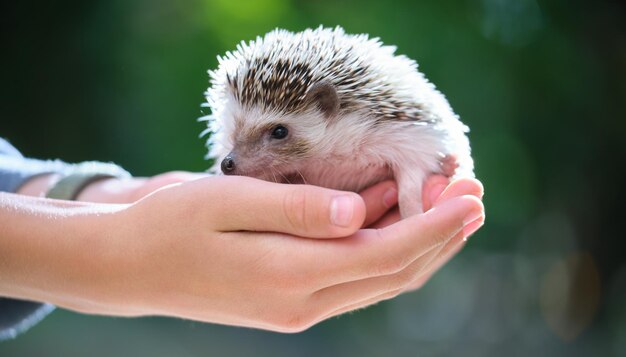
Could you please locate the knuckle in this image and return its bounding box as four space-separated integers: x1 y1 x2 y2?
282 189 310 233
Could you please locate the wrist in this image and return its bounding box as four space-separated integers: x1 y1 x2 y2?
76 177 147 203
54 206 146 315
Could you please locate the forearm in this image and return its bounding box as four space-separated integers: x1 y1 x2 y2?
0 193 130 314
0 139 143 339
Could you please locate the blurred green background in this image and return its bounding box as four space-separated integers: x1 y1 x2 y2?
1 0 625 356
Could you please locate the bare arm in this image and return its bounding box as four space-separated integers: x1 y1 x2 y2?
1 175 483 332
0 193 127 314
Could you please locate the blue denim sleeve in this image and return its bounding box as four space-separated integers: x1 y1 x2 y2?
0 138 64 341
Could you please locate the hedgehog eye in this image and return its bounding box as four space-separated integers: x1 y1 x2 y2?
270 125 289 139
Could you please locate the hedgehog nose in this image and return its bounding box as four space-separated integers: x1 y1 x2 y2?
221 155 236 174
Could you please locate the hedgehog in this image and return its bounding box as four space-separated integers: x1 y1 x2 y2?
201 26 474 217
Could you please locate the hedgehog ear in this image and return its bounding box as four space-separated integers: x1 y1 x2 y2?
305 81 340 120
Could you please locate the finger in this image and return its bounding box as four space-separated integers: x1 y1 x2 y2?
405 240 464 292
311 215 485 313
311 242 446 314
435 178 484 206
405 213 485 292
200 176 366 238
359 180 398 227
304 195 484 286
308 186 486 313
314 231 469 321
421 175 449 212
408 231 465 291
317 288 403 324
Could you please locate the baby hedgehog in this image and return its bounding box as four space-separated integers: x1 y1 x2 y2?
202 26 474 217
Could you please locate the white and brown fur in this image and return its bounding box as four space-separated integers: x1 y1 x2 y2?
202 26 474 217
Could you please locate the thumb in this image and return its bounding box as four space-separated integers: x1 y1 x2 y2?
205 176 366 238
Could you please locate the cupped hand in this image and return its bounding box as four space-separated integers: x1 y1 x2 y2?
401 175 485 292
83 175 484 332
360 175 484 294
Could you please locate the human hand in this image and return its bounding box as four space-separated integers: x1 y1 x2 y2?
3 175 483 333
361 175 484 292
78 176 482 332
76 171 208 203
408 175 484 292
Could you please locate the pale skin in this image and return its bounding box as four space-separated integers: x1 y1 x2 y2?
0 172 484 333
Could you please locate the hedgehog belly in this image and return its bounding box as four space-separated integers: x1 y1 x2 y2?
298 160 393 193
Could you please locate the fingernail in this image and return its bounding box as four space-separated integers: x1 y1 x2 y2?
463 209 483 227
331 195 355 227
463 219 484 240
383 187 398 208
462 207 485 239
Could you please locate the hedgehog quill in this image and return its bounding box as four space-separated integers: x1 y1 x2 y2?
202 26 474 217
